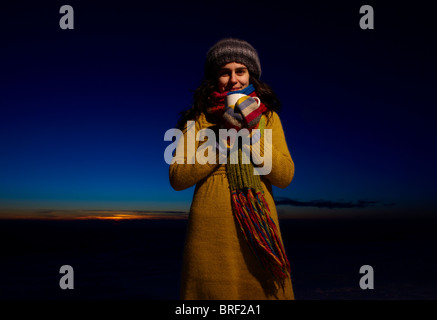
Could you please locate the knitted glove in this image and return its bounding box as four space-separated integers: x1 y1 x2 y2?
235 96 262 129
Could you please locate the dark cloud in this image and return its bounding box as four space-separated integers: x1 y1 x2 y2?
275 197 380 209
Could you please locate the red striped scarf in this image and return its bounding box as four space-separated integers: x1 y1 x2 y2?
207 85 291 281
208 84 267 130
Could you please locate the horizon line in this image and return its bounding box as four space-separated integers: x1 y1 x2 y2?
0 206 431 221
0 209 189 221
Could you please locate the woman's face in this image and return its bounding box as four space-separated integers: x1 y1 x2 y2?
217 62 250 93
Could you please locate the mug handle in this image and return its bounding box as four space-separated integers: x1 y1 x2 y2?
253 97 261 107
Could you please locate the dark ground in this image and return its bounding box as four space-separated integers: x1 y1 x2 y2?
0 216 436 300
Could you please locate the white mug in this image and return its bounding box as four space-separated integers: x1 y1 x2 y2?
225 93 260 109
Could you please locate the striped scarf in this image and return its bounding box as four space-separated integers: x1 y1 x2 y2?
209 84 266 130
208 84 291 281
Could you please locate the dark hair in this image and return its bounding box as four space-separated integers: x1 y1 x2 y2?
176 72 281 130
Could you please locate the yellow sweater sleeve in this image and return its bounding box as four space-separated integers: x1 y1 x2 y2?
258 111 295 188
169 116 219 191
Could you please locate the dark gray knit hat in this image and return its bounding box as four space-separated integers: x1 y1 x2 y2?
204 38 262 79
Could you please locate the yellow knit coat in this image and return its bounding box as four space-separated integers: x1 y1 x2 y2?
169 111 295 300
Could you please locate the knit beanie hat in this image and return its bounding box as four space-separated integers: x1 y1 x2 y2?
204 38 262 80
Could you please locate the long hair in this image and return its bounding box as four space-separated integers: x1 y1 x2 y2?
176 72 281 130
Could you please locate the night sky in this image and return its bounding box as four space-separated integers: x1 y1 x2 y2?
1 1 436 219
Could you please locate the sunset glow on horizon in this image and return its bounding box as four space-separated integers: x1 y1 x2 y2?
0 209 189 221
0 201 425 221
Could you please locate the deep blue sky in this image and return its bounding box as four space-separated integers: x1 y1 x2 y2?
0 1 436 218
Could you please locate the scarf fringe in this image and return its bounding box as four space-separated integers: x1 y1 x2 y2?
231 188 291 280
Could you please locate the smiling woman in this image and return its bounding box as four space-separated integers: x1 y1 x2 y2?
170 38 295 300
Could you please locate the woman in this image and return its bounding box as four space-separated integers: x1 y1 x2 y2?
169 38 295 300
